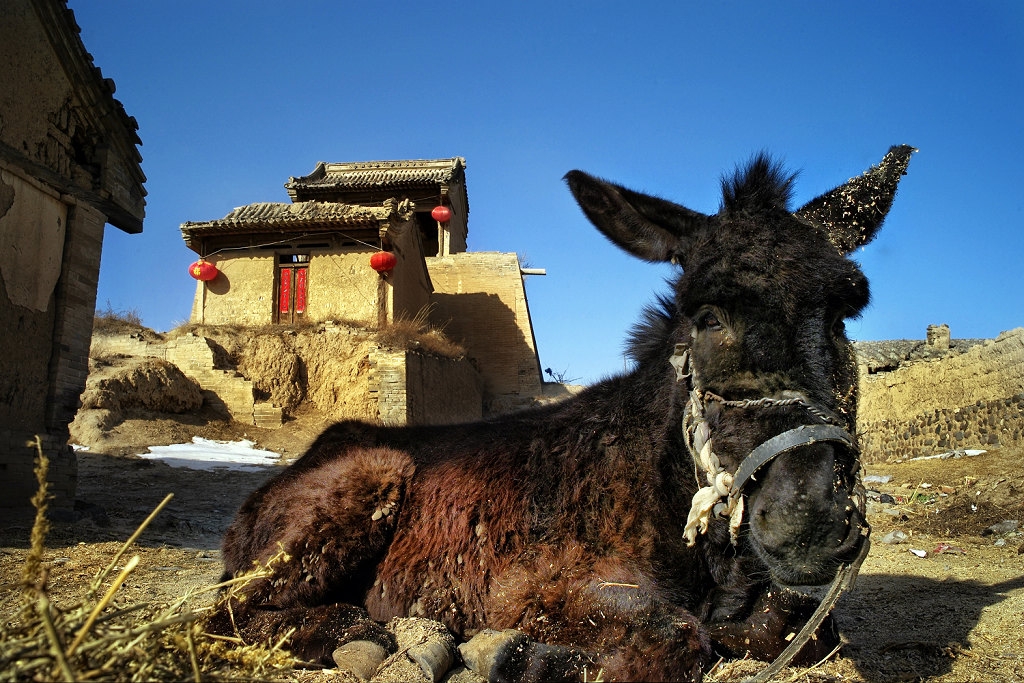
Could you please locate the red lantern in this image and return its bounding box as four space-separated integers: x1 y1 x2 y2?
189 259 218 281
431 205 452 223
369 251 397 273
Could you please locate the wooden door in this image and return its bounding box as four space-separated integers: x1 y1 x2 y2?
276 264 308 324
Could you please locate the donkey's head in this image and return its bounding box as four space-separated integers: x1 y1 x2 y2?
567 146 914 586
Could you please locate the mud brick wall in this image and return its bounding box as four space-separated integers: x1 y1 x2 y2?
857 328 1024 462
369 349 482 426
425 252 542 412
0 177 107 515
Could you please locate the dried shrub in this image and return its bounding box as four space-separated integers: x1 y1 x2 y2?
0 440 297 682
375 308 465 359
93 301 148 336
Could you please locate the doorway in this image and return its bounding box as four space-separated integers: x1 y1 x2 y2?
276 254 308 324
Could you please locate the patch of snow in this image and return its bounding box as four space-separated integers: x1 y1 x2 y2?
138 437 282 471
71 444 89 452
909 449 986 461
863 474 892 484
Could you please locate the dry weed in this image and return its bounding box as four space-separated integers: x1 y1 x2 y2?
0 439 297 682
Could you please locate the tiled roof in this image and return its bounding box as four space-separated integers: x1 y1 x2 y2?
180 200 411 250
285 158 466 199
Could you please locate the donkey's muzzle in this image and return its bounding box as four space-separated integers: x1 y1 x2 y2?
745 439 868 586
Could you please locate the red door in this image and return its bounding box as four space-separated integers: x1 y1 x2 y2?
276 265 308 323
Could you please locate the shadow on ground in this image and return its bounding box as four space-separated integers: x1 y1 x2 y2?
837 573 1024 681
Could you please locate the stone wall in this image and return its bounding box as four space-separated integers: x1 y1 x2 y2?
857 328 1024 461
369 349 482 426
425 252 542 412
0 0 145 516
163 334 282 428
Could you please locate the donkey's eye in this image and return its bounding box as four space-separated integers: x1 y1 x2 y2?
696 310 723 331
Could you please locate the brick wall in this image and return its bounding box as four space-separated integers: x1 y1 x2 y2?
425 252 542 412
369 349 482 426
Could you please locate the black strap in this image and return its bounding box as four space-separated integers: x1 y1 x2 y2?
731 424 854 495
742 537 871 683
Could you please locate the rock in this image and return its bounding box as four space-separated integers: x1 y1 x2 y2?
879 530 908 545
863 474 892 484
983 520 1020 536
332 640 387 681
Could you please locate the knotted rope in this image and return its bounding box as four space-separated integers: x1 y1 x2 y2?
671 343 847 546
669 343 871 682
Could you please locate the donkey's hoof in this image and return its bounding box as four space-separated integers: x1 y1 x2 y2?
458 628 529 679
408 636 456 682
332 639 387 681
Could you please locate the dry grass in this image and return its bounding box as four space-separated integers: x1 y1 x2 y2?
92 302 155 337
0 439 297 682
170 309 465 360
375 308 465 359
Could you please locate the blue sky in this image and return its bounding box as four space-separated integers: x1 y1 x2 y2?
72 1 1023 385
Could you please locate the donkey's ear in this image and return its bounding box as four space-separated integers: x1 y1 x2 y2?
565 170 711 263
795 145 917 254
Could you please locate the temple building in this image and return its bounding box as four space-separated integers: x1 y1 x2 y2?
181 158 543 413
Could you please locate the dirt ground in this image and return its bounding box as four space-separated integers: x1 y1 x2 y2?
2 409 1022 682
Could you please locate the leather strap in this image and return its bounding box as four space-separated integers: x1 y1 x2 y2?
731 424 855 496
742 537 871 683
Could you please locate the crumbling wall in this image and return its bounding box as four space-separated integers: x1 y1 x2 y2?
858 328 1024 461
426 252 542 413
370 349 482 426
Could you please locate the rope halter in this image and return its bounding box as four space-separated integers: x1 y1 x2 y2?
670 343 859 547
669 343 871 683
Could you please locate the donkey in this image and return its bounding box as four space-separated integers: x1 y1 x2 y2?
211 146 915 681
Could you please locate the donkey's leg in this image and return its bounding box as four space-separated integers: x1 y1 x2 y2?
204 601 394 665
210 446 415 664
706 586 840 664
479 548 712 682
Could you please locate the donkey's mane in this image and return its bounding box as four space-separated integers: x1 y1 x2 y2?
625 291 678 368
625 154 800 370
719 153 797 215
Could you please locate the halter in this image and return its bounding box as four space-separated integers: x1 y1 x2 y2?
670 343 863 546
669 342 872 682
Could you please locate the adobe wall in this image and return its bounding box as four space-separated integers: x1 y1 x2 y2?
370 349 482 426
387 218 433 322
0 178 108 511
191 218 429 328
0 165 107 514
425 252 542 412
193 251 380 327
857 328 1024 461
